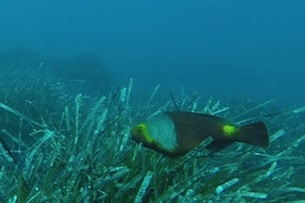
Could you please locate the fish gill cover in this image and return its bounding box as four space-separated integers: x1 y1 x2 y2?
0 66 305 202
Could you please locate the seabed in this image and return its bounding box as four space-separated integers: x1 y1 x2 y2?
0 78 305 203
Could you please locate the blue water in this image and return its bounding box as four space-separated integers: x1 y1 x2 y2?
1 0 305 105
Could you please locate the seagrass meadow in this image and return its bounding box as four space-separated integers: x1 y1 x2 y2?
1 77 305 203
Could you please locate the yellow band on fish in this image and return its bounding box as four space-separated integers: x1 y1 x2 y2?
143 131 154 143
223 125 238 137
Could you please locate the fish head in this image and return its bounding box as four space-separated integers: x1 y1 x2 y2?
130 123 154 145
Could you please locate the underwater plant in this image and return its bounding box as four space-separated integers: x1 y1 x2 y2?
0 78 305 202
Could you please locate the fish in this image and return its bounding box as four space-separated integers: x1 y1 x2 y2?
131 111 269 157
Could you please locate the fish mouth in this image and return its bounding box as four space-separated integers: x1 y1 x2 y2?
131 136 140 143
130 128 140 142
130 128 148 144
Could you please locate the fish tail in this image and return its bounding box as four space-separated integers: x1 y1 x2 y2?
238 121 269 147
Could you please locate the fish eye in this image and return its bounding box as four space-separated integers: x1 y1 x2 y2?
137 124 145 132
